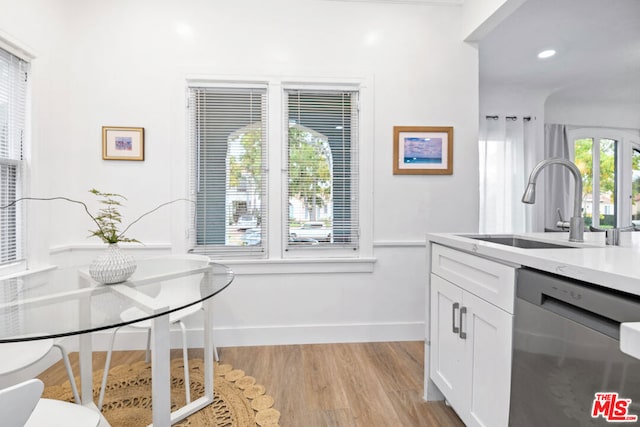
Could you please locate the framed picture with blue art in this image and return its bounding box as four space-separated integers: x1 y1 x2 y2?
102 126 145 161
393 126 453 175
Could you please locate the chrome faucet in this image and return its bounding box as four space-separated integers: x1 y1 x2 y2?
521 158 584 242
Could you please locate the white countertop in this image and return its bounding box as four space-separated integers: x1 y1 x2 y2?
621 322 640 359
427 232 640 297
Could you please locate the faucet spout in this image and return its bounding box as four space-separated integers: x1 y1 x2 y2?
522 158 584 242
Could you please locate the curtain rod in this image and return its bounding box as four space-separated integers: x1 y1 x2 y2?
485 115 532 122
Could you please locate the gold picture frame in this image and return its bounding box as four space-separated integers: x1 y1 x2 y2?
102 126 145 161
393 126 453 175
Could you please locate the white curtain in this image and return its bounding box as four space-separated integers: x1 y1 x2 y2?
479 117 532 233
543 124 572 230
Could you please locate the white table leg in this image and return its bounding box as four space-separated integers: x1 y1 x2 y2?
203 292 214 401
78 277 93 405
79 331 93 403
151 313 171 427
76 277 111 426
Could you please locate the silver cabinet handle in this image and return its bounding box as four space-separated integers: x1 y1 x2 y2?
452 302 460 334
459 306 467 339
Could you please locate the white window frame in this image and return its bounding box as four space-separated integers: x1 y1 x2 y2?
0 33 33 276
282 82 361 259
185 76 374 271
568 127 640 228
187 82 269 259
619 138 640 227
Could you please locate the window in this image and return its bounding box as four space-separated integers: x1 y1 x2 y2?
570 129 640 229
188 81 361 259
188 86 268 258
0 47 28 266
573 137 617 228
632 148 640 226
284 89 359 251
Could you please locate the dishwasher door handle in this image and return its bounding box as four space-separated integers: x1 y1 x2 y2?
541 295 620 339
517 268 640 340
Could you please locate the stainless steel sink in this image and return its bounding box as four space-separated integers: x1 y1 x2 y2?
462 235 579 249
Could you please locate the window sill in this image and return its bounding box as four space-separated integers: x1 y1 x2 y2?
49 243 172 254
219 257 377 275
46 244 375 275
0 264 56 281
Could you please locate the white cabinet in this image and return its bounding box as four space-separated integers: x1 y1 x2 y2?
430 274 465 410
429 244 515 427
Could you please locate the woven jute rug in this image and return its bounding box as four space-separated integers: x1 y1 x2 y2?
43 359 280 427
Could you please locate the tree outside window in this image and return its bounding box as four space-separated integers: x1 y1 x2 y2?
574 138 617 228
632 149 640 224
287 125 332 224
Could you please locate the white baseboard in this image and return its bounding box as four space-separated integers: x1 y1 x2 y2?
68 321 425 353
212 321 425 347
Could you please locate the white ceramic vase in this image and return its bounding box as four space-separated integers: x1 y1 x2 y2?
89 243 137 284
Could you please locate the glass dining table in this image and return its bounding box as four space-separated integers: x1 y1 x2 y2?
0 255 234 427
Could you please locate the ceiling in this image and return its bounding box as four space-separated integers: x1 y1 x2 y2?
479 0 640 103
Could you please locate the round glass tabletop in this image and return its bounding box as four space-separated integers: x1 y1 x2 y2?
0 256 234 343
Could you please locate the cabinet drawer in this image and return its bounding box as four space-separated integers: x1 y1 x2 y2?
431 244 515 313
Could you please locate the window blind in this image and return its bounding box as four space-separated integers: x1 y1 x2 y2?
188 86 268 258
0 48 27 265
284 89 359 251
0 277 24 336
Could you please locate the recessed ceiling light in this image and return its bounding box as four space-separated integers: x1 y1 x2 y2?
537 49 556 59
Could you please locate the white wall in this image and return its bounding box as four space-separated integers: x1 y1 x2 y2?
461 0 526 42
1 0 479 349
545 98 640 131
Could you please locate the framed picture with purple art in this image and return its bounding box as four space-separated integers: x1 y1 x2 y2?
393 126 453 175
102 126 145 161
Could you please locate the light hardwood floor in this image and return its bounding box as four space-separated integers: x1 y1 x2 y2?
38 341 464 427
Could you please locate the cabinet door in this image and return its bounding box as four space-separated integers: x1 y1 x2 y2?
430 274 465 410
462 291 513 427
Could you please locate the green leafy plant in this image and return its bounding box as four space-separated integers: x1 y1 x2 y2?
88 189 139 244
1 188 189 244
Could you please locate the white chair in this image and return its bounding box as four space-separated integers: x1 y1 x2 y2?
0 340 81 405
0 378 99 427
98 254 218 410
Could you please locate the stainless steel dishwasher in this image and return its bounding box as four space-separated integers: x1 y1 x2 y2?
509 268 640 426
